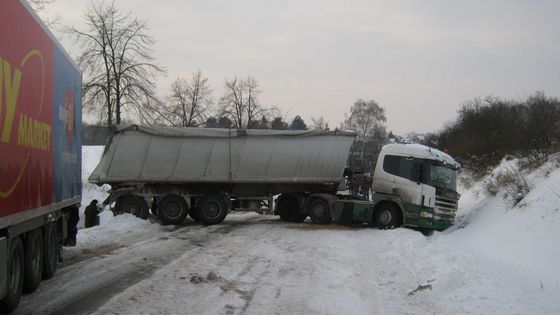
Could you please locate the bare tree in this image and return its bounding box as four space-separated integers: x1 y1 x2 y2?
69 1 165 125
244 77 265 128
526 91 560 148
162 71 213 127
220 76 266 128
28 0 55 11
342 99 387 138
28 0 60 26
220 77 244 128
310 116 329 130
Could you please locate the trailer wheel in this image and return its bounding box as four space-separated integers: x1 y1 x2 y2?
277 194 307 223
43 223 58 279
158 195 189 225
195 195 228 225
373 203 402 229
308 198 333 225
116 195 149 219
0 237 24 313
24 228 44 293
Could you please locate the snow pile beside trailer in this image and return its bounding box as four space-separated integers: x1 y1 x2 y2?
76 146 157 236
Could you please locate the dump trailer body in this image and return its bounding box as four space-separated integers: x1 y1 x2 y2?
90 125 356 188
1 0 82 310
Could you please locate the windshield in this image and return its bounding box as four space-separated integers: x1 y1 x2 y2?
428 163 457 191
382 155 459 191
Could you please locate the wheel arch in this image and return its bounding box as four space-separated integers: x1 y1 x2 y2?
370 199 406 226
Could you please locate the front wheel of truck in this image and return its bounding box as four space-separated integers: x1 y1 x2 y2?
195 195 228 225
373 203 402 229
158 194 189 225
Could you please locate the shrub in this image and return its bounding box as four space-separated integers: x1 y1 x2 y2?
434 92 560 178
484 166 532 207
518 149 549 171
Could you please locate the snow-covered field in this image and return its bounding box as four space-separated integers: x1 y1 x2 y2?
15 147 560 314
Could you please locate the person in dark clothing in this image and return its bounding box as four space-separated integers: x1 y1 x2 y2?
84 199 101 228
66 206 79 246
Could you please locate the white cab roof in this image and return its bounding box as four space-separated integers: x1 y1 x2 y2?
380 143 460 168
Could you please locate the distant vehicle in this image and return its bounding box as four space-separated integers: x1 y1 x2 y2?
0 0 82 312
90 126 459 231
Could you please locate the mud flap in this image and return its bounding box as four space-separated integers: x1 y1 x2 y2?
0 237 7 299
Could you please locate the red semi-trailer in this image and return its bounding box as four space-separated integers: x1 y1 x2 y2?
0 0 82 311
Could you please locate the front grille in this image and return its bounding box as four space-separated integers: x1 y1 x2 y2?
434 190 459 223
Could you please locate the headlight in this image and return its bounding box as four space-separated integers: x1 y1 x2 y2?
420 211 433 219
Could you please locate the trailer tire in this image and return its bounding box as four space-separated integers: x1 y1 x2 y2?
42 223 58 279
116 195 149 219
308 198 333 224
158 194 189 225
195 195 228 225
24 228 44 293
0 237 24 313
277 194 307 223
373 203 402 229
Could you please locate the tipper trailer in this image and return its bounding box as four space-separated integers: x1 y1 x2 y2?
90 126 460 231
0 0 82 311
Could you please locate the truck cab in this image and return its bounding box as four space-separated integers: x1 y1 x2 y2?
334 143 460 231
373 143 460 230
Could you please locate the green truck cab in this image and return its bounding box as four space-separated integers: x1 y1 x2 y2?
334 143 460 231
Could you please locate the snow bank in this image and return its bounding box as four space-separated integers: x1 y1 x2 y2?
72 146 162 250
76 213 160 247
444 155 560 285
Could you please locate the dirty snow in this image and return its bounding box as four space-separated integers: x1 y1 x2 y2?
15 147 560 314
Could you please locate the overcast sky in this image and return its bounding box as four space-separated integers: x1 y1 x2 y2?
46 0 560 134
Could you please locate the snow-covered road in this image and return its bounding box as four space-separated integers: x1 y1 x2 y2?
14 212 559 315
